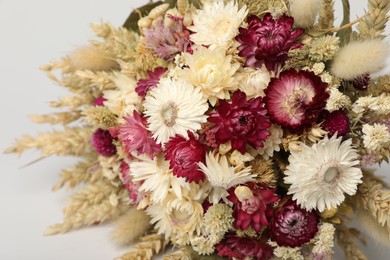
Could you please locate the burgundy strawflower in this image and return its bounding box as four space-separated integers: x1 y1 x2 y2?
352 74 370 90
91 128 117 157
119 161 143 205
228 184 279 232
144 19 191 61
264 69 329 133
165 131 206 183
135 67 168 98
208 90 271 154
117 110 162 159
216 234 273 260
236 13 304 71
319 110 350 137
270 198 319 247
94 95 107 107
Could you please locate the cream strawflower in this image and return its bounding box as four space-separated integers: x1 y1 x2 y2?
143 77 208 144
254 124 283 159
181 45 239 106
284 135 363 212
237 67 272 99
103 73 141 117
198 152 256 204
129 153 190 203
362 123 390 152
188 0 248 49
312 223 335 256
146 189 204 239
325 87 352 112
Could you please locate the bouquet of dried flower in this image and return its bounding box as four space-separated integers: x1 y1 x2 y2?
7 0 390 259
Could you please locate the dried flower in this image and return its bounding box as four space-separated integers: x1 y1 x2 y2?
236 14 304 70
91 128 116 157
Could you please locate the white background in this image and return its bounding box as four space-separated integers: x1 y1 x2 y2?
0 0 389 259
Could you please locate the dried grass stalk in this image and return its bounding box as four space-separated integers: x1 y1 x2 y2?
355 171 390 238
357 0 390 39
82 106 117 129
52 159 100 191
318 0 335 30
5 127 94 157
163 247 192 260
49 94 95 110
44 180 128 235
29 111 81 125
112 208 151 246
115 234 167 260
335 224 367 260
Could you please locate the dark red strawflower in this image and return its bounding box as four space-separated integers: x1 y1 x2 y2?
117 110 162 159
236 13 304 71
208 90 271 154
92 128 117 157
135 67 168 98
228 184 279 232
119 161 143 205
165 131 206 183
352 74 370 90
264 69 329 133
270 199 319 247
216 234 273 260
319 110 350 137
94 95 107 107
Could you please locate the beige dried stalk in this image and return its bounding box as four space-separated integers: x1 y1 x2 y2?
355 172 390 238
318 0 335 30
335 224 367 260
82 106 117 129
52 159 100 191
44 181 128 235
29 111 81 125
74 70 116 91
368 75 390 95
49 94 95 110
357 0 390 39
5 127 94 157
115 234 168 260
163 247 192 260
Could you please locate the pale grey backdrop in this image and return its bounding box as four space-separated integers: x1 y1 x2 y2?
0 0 389 259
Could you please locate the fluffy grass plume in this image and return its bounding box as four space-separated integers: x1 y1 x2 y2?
290 0 322 28
112 208 151 246
331 39 389 80
67 45 118 71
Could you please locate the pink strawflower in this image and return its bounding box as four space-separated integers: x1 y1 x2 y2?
91 128 117 157
319 110 350 137
236 14 304 71
208 90 271 154
135 67 168 98
270 198 319 247
117 110 161 159
144 19 191 61
216 233 273 260
165 131 206 183
264 69 329 133
94 95 107 107
228 183 279 232
119 161 143 205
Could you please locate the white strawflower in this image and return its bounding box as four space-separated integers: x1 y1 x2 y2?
181 45 239 106
237 67 272 99
284 135 363 212
198 152 256 204
255 124 283 159
130 154 190 203
103 73 141 116
143 77 208 144
326 87 352 112
188 0 248 49
362 123 390 152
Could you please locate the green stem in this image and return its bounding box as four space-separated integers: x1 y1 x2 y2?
336 0 352 45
